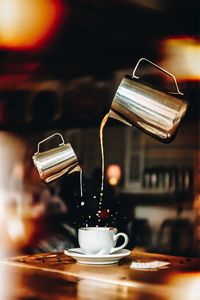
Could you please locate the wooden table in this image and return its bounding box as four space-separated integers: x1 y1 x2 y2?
1 249 200 300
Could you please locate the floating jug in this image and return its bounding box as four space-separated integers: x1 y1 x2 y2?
109 58 188 142
32 133 80 183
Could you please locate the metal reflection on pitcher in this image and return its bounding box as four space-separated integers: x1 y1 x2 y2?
32 133 80 184
109 58 188 143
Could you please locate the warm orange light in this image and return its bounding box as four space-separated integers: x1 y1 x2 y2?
107 164 121 186
0 0 64 50
108 177 118 186
161 37 200 81
7 217 25 242
168 272 200 300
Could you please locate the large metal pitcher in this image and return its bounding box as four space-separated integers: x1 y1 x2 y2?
32 133 80 183
109 58 188 142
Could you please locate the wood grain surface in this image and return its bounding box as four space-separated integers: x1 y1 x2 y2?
1 249 200 300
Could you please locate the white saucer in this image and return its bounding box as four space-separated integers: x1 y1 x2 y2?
64 248 131 265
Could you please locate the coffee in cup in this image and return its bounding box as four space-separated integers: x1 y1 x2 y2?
78 227 129 255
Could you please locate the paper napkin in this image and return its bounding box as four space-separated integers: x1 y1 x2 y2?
130 260 171 270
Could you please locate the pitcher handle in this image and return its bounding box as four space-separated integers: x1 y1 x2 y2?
132 57 184 96
36 133 65 153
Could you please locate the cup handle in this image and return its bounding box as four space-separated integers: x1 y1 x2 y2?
110 232 129 254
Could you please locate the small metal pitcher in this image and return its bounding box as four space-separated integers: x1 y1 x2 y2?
109 58 188 142
32 133 80 183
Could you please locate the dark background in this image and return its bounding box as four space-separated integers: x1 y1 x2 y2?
0 0 199 256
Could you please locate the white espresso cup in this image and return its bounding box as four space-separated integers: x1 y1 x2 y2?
78 227 129 255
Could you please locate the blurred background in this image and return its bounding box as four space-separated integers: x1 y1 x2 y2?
0 0 199 257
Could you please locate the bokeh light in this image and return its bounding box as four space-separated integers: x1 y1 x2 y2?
168 273 200 300
161 37 200 81
0 0 65 50
106 164 122 186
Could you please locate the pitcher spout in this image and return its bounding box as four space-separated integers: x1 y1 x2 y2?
68 163 81 174
109 109 132 127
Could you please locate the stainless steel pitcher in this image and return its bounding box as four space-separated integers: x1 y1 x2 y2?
109 58 188 142
32 133 80 183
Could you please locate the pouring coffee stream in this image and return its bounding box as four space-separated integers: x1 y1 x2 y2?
96 113 109 221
